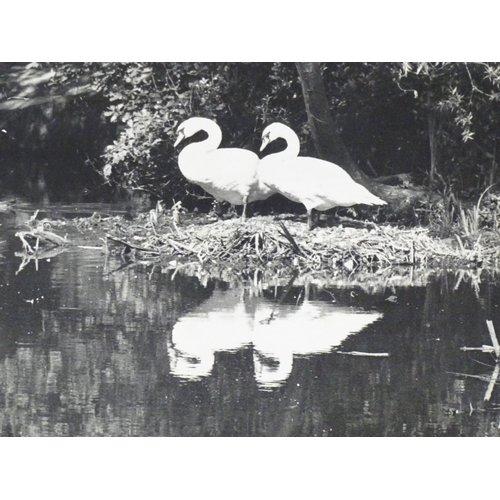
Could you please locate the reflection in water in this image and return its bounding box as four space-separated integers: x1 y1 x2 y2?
2 209 500 436
169 290 383 388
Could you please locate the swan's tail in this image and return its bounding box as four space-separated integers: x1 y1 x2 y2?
366 193 387 206
355 185 387 206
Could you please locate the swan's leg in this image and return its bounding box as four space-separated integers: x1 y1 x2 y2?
307 208 315 230
307 209 321 230
315 211 321 226
241 195 248 221
212 200 225 218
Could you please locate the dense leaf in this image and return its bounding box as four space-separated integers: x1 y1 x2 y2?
3 62 500 206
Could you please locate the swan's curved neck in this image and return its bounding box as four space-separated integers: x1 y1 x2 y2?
185 120 222 154
266 127 301 161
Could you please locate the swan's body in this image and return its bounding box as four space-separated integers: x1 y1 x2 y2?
174 117 274 219
259 123 387 229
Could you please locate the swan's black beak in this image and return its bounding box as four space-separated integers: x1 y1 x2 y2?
174 129 185 148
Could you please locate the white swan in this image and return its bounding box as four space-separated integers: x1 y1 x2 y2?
174 117 275 219
259 123 387 229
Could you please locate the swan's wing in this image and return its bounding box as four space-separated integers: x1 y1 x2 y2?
258 156 384 209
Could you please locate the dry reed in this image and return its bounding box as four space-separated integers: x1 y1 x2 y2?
21 208 500 280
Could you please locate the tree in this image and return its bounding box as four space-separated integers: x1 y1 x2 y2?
396 62 500 193
296 62 369 185
5 62 500 216
295 62 430 210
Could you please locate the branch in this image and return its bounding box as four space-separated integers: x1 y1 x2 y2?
106 235 161 255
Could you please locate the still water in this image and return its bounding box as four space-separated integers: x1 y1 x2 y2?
1 206 500 437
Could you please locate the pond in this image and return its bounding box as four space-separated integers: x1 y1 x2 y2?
1 204 500 437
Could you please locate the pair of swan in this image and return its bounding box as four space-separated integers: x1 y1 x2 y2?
174 117 386 229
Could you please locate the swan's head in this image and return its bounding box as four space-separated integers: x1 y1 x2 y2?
174 117 218 147
260 123 294 152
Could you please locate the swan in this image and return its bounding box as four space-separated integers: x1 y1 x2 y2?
174 117 275 220
259 123 387 229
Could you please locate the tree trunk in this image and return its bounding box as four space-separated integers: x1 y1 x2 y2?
295 62 369 185
295 62 432 210
428 111 439 186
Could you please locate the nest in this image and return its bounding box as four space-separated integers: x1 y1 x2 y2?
16 206 500 283
95 209 497 275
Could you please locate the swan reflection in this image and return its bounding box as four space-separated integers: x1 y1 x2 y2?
169 288 383 389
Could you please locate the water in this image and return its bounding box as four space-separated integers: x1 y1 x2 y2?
1 205 500 436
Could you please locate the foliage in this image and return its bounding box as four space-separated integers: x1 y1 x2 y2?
322 63 423 177
0 63 111 153
41 62 306 205
5 62 500 214
396 63 500 192
426 180 500 245
316 63 500 195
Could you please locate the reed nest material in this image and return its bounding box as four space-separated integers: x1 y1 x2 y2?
21 208 500 280
15 227 68 252
47 209 500 269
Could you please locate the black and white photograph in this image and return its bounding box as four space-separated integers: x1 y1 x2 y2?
1 4 497 497
3 60 500 439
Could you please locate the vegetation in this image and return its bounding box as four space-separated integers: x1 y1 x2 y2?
4 62 500 239
14 201 500 286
